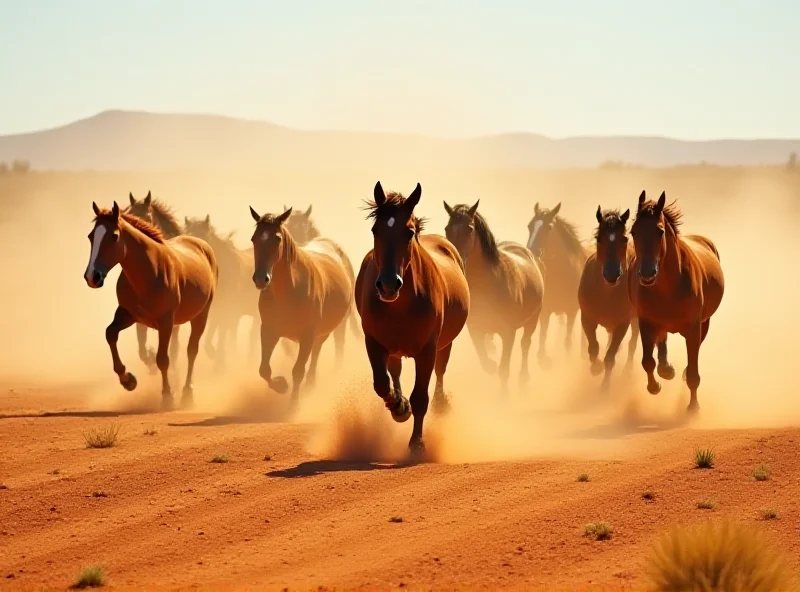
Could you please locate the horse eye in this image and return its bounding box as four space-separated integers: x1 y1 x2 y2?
111 233 120 242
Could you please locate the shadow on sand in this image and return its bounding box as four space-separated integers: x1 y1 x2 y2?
266 459 409 478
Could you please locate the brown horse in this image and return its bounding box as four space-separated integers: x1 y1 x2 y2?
628 191 724 412
125 191 184 374
526 202 591 367
579 207 674 390
184 215 259 369
283 205 320 245
356 182 469 455
248 206 355 401
443 200 544 391
84 201 217 408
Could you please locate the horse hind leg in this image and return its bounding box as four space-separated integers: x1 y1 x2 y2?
625 316 640 371
169 327 181 384
431 343 452 414
683 321 704 414
137 323 158 375
497 330 516 395
181 303 211 410
408 342 437 457
519 310 540 388
155 319 176 410
289 335 315 403
581 312 603 377
332 313 347 365
537 312 552 369
601 323 629 392
305 335 327 390
107 307 138 391
564 310 578 353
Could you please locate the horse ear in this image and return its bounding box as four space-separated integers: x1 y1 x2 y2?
277 207 292 224
144 191 152 206
596 205 603 224
404 183 422 212
92 202 100 216
283 204 289 212
467 199 480 218
638 190 646 209
185 216 190 225
443 201 454 216
129 193 136 206
551 202 562 217
249 206 261 222
305 205 312 217
534 202 540 215
621 209 630 225
205 214 210 224
656 191 666 211
373 181 386 206
111 201 120 219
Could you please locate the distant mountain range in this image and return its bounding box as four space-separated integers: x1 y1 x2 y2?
1 110 799 171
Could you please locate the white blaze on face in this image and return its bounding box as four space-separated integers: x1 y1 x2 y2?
609 233 616 242
527 220 543 251
260 230 270 242
85 225 107 282
387 217 395 228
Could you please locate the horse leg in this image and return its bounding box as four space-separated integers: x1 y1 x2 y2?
281 338 297 358
106 307 138 391
581 311 603 377
601 322 629 392
204 315 217 360
214 320 228 374
155 319 176 410
580 321 588 359
468 323 497 374
289 335 315 402
408 341 437 456
180 304 209 409
639 320 661 395
431 343 452 414
169 327 181 385
365 334 410 423
137 323 157 375
625 316 639 371
657 337 675 380
683 321 703 414
519 310 540 388
564 310 577 352
388 355 402 400
537 312 552 369
248 316 259 364
305 336 327 390
332 314 347 366
498 330 515 395
259 324 288 394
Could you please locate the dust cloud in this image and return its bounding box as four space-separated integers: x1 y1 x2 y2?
1 164 799 464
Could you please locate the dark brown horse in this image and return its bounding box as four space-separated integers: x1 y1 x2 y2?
84 201 217 408
526 203 591 367
443 200 544 391
579 207 673 390
628 191 724 412
184 215 259 369
249 206 355 401
356 182 469 455
125 191 184 374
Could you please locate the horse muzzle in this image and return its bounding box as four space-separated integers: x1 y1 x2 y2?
637 262 659 287
253 271 272 291
375 274 403 303
85 269 106 289
602 264 623 287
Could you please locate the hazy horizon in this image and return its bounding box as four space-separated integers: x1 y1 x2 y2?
2 0 799 140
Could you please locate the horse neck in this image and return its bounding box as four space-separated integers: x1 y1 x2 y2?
153 211 182 238
659 225 683 283
405 238 437 297
465 238 495 280
271 233 304 292
119 221 164 294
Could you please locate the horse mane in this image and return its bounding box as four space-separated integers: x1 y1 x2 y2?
186 216 241 255
254 213 300 284
148 198 183 237
637 200 683 234
594 209 629 240
94 210 165 243
450 204 500 265
363 191 427 235
552 215 587 255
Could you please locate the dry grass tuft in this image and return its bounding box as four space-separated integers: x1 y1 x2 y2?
209 454 229 464
577 473 590 482
72 565 105 589
697 498 718 510
646 520 793 592
760 508 778 521
83 425 120 449
693 447 715 469
583 522 613 541
389 516 404 523
642 490 656 502
753 464 771 481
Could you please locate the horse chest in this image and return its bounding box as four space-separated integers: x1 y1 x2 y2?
363 299 438 357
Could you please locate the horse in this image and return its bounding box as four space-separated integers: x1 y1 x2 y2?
283 205 320 245
628 190 724 413
579 207 674 391
356 182 470 455
248 206 355 401
443 200 544 391
184 214 259 370
125 191 185 374
83 201 217 409
525 202 591 366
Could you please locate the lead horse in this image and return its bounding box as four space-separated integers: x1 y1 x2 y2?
356 182 469 455
84 201 217 409
443 200 544 391
628 191 724 412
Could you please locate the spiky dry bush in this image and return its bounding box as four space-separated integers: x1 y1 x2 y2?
646 520 794 592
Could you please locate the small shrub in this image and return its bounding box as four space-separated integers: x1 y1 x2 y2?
753 464 771 481
389 516 404 523
209 455 229 464
584 522 613 541
697 498 718 510
646 520 791 592
83 425 120 449
760 508 778 520
694 447 715 469
642 490 656 502
92 491 108 498
143 427 157 436
577 473 589 482
72 565 105 589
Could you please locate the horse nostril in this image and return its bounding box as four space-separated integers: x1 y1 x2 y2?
92 271 102 283
394 276 403 291
375 279 383 291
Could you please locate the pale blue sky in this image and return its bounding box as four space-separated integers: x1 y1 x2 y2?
1 0 798 139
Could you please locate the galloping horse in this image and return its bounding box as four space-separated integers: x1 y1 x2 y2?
184 215 258 369
84 202 217 409
628 191 724 412
443 200 544 391
526 202 591 366
248 206 355 401
125 191 185 373
356 182 469 454
283 205 320 245
579 207 673 390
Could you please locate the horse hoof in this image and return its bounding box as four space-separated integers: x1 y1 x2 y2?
269 376 289 394
431 393 451 415
120 372 138 391
161 396 175 412
647 381 662 395
658 364 676 380
687 401 700 415
589 360 604 377
600 378 611 393
407 439 427 462
391 396 412 423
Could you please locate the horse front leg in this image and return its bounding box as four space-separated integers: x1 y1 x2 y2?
498 330 516 394
581 311 603 376
259 323 288 394
182 303 211 409
682 320 704 414
638 320 661 395
305 335 328 390
564 310 577 352
601 322 629 392
519 310 540 388
106 307 138 391
656 337 675 380
537 312 552 369
408 341 437 457
625 316 639 370
431 342 452 414
467 323 496 374
155 317 176 410
365 334 410 423
289 334 315 402
136 323 157 375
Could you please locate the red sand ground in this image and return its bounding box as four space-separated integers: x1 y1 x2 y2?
1 383 798 592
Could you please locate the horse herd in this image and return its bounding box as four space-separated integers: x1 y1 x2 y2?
83 183 724 455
